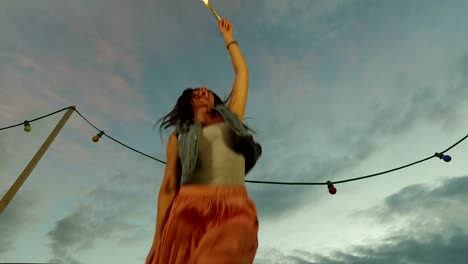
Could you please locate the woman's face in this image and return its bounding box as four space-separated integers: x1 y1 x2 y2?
191 87 215 110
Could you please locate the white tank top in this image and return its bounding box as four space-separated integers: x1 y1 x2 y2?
185 122 246 185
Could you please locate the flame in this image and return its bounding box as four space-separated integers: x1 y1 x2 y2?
202 0 209 5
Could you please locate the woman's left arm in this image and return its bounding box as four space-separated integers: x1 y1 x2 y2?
219 19 248 121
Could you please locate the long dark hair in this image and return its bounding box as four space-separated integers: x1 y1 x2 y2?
155 87 253 139
155 88 226 135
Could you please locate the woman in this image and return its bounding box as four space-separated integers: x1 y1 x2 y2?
146 18 262 264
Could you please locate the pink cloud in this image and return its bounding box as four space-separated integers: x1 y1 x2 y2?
0 103 20 121
1 52 154 139
93 29 142 80
51 136 93 162
0 66 64 120
253 46 321 98
96 37 116 64
1 0 240 136
16 55 41 72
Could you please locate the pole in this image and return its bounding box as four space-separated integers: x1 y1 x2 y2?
0 106 76 215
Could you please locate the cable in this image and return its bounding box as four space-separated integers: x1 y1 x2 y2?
0 106 73 131
244 156 435 185
1 106 467 187
74 109 166 164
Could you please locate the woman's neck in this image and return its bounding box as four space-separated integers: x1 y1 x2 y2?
194 107 221 126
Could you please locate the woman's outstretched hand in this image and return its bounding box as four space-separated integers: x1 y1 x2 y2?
218 18 234 43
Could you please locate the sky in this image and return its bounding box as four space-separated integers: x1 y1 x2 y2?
1 0 468 263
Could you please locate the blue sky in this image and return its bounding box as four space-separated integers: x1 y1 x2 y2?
1 0 468 263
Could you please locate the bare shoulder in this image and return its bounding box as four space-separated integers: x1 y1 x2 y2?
168 132 178 145
166 132 179 157
161 132 180 191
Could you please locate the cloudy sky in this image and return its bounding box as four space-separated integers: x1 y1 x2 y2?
1 0 468 263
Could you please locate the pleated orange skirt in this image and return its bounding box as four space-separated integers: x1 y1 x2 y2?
148 184 259 264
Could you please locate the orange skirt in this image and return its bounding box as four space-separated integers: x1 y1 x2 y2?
148 184 259 264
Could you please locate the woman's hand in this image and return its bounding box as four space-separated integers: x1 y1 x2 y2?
218 18 234 44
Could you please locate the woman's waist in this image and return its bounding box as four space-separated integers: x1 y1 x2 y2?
178 183 248 198
187 168 245 184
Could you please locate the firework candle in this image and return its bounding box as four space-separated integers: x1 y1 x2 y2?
202 0 221 22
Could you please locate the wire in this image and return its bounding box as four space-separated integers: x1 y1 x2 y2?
0 106 72 131
1 105 467 186
73 109 167 164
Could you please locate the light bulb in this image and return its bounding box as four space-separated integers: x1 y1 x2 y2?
327 181 337 195
92 131 104 143
24 121 31 132
435 152 452 162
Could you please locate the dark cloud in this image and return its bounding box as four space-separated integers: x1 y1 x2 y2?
258 175 468 264
0 0 218 63
359 176 468 226
46 170 159 264
48 256 84 264
0 190 41 258
270 230 468 264
248 153 370 220
248 49 468 222
394 52 468 132
374 232 468 264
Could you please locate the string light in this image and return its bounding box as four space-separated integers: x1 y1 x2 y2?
327 181 337 195
1 105 467 195
435 152 452 162
92 131 105 143
23 121 31 132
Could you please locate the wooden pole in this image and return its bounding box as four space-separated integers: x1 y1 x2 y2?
0 106 76 215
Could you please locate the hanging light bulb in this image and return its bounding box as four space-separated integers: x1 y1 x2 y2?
435 152 452 162
327 181 337 195
443 155 452 162
23 121 31 132
92 131 105 143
